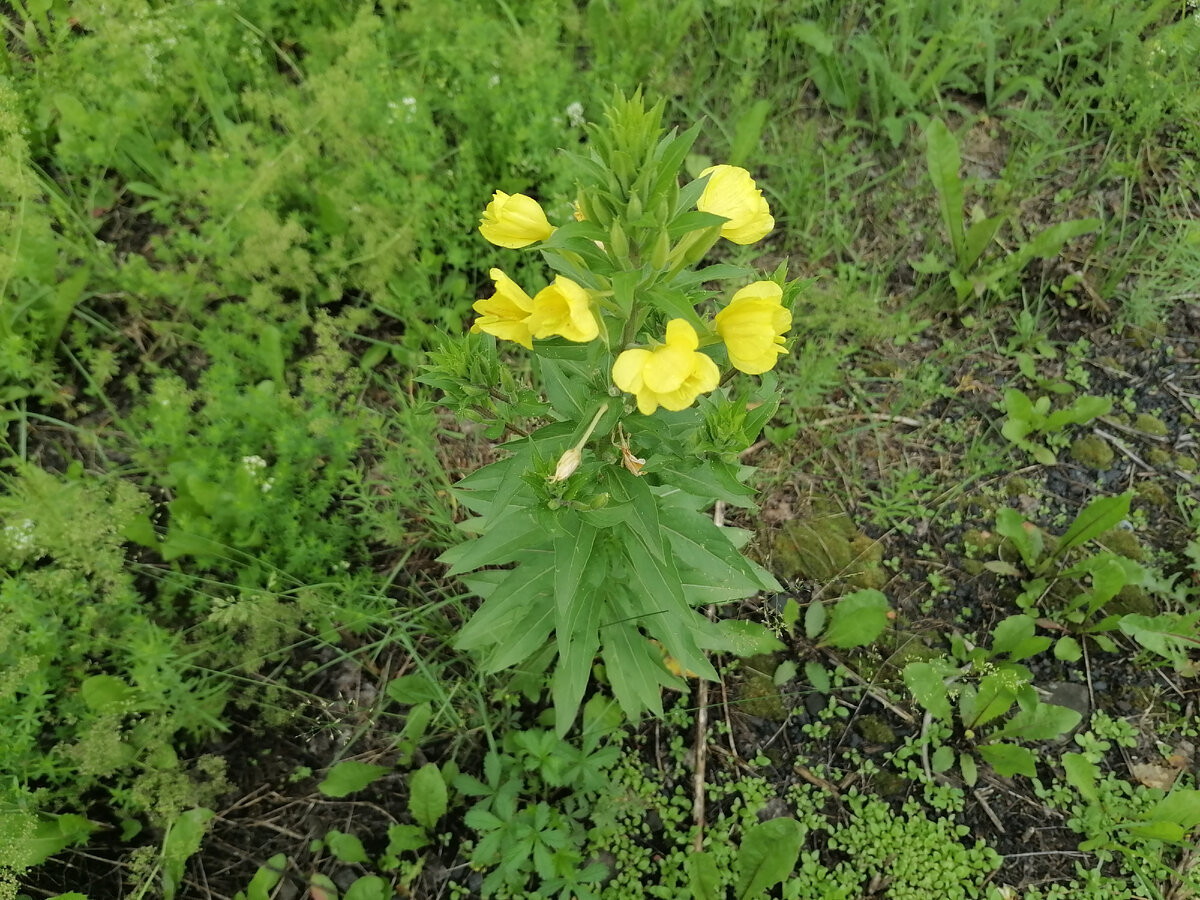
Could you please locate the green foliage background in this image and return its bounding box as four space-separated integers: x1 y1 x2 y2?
1 0 1198 896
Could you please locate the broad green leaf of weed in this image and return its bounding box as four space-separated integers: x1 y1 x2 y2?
995 508 1043 570
408 763 447 831
1054 492 1131 559
925 118 965 266
687 850 723 900
931 745 955 773
990 615 1052 661
326 830 369 864
238 853 287 900
386 675 441 705
821 589 889 649
729 100 771 168
804 599 827 640
162 808 214 900
977 742 1037 778
387 824 429 854
1062 753 1100 802
805 661 831 694
960 753 979 787
735 818 805 900
903 661 953 721
319 761 389 798
343 876 390 900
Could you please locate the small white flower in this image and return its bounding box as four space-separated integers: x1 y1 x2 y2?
566 101 585 128
488 74 501 88
241 455 267 473
4 519 36 552
260 477 275 494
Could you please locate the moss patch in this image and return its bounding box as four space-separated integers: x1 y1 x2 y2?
1070 434 1114 470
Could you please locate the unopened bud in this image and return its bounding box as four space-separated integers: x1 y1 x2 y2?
608 222 630 262
650 228 671 269
627 192 643 221
549 448 582 483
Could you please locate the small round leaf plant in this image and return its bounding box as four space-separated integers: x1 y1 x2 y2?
427 93 794 733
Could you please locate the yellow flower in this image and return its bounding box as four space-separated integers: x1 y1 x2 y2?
527 275 600 343
478 190 555 248
612 319 721 415
697 165 774 245
714 281 791 374
470 268 534 349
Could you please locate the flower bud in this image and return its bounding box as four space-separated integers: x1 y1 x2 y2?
627 192 643 221
608 222 630 262
549 448 582 483
649 228 671 270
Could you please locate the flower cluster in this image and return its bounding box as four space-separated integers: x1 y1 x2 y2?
471 164 791 417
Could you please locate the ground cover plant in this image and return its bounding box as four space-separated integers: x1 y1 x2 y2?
1 0 1198 898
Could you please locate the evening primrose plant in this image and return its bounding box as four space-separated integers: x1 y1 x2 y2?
425 93 791 731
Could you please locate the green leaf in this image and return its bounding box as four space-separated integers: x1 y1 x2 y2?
729 99 772 167
1054 636 1083 662
686 851 723 900
623 527 716 681
343 876 389 900
931 745 955 773
790 19 835 55
537 357 590 421
804 661 831 694
962 214 1005 270
925 118 965 266
734 818 805 900
554 517 598 630
239 853 288 900
977 742 1037 778
773 660 798 686
995 508 1043 569
327 830 369 864
1148 789 1200 830
603 619 673 718
553 569 605 734
385 675 441 705
821 590 889 649
804 600 827 641
656 459 757 509
455 553 555 653
996 700 1081 742
440 509 545 576
80 674 135 713
1021 218 1101 260
712 619 786 657
318 761 389 798
960 753 979 787
962 675 1016 729
1053 492 1132 559
386 824 430 854
162 808 214 900
659 503 776 595
903 661 953 721
408 763 447 831
1062 753 1099 803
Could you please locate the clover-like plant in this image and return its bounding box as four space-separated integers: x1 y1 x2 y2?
423 93 791 730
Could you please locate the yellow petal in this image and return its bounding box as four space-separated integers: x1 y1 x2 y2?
612 349 651 393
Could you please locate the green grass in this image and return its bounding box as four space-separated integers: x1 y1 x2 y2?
1 0 1198 897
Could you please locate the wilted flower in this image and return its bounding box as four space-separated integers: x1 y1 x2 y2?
714 281 791 374
549 447 582 483
479 191 555 248
612 319 720 415
527 276 600 343
697 164 774 245
470 268 535 348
